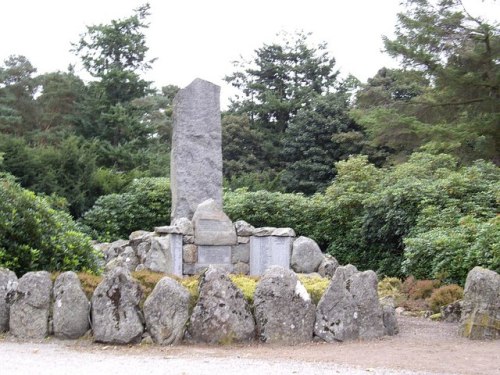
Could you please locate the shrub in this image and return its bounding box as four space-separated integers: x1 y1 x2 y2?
80 177 171 242
0 173 101 276
224 189 332 249
427 284 464 313
408 279 440 300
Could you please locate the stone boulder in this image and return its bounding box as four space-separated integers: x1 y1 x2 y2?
315 265 386 342
144 277 190 345
317 255 339 278
192 199 237 245
459 267 499 340
188 266 255 344
144 236 173 273
351 270 385 338
53 272 90 339
291 236 324 273
380 297 399 336
9 271 52 339
254 266 315 344
91 267 144 344
103 239 129 263
0 268 17 332
441 300 462 323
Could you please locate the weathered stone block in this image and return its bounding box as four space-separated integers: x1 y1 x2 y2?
53 271 90 339
183 244 198 264
144 277 190 345
0 268 17 332
254 266 315 344
459 267 499 340
232 243 250 263
192 199 237 245
10 271 52 339
91 267 143 344
188 266 255 343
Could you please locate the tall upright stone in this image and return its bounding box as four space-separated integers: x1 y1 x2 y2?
171 78 222 221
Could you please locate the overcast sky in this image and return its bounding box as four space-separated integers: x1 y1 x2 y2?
1 0 498 107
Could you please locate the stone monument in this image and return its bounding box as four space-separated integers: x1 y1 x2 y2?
170 78 223 221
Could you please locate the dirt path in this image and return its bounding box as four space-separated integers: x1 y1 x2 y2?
1 316 498 375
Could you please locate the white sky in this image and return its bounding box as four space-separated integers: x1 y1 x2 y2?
0 0 498 107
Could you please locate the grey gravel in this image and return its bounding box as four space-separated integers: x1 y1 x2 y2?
0 341 455 375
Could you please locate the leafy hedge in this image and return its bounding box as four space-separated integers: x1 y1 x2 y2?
80 177 171 242
0 173 101 276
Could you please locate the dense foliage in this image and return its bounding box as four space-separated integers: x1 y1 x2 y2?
0 173 100 276
80 177 171 242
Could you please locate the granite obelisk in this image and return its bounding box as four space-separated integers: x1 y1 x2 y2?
170 79 223 221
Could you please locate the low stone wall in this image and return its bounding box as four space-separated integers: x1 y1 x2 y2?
0 265 398 345
97 199 337 278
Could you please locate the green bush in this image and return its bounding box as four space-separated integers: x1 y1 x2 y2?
0 173 101 276
80 177 171 242
223 188 331 248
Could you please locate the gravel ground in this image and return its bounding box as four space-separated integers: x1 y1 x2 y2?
0 316 498 375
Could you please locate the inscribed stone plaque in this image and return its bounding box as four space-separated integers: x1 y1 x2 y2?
197 246 232 264
249 236 292 276
170 79 222 221
192 199 237 245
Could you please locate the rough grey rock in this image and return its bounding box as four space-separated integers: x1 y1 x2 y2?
441 300 462 323
272 228 296 237
53 272 90 339
118 246 140 272
315 265 359 342
144 236 173 273
155 225 182 234
234 220 255 236
232 243 250 263
237 236 250 244
0 268 17 332
170 78 223 221
350 270 385 339
380 297 399 336
183 244 198 264
172 217 194 235
144 277 190 345
136 240 152 264
192 199 237 245
188 266 255 344
103 239 129 262
183 235 195 244
129 230 149 245
315 265 386 342
91 267 144 344
183 263 233 276
291 236 324 273
9 271 52 339
254 266 315 344
233 262 250 275
317 255 339 278
252 227 277 236
459 267 499 339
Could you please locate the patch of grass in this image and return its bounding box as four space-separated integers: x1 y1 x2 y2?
298 274 330 305
230 275 259 304
77 272 103 299
179 275 201 311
